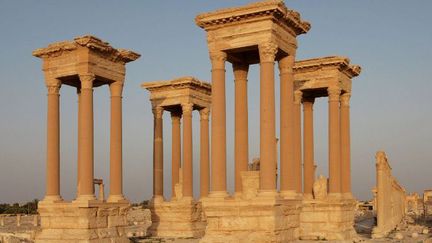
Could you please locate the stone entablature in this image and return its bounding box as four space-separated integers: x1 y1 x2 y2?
294 56 361 97
372 151 406 239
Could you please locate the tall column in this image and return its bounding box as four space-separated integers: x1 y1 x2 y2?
209 51 228 196
171 112 181 198
44 79 62 202
233 62 249 195
279 55 296 195
340 92 352 196
328 87 341 195
107 81 125 202
200 108 210 198
77 74 96 201
293 91 303 193
258 42 278 193
77 88 81 196
303 97 315 198
153 106 164 200
182 103 194 198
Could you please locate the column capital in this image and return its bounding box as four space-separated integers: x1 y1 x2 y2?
47 84 61 95
278 55 295 74
259 42 278 63
181 103 194 116
340 92 351 107
209 51 227 69
200 107 210 120
233 62 249 81
79 73 95 89
327 87 341 102
109 82 124 97
294 90 303 105
152 106 164 118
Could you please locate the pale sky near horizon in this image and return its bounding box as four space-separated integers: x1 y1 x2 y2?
0 0 431 203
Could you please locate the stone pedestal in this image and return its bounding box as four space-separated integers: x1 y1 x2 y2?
299 198 357 241
148 198 206 238
35 201 130 243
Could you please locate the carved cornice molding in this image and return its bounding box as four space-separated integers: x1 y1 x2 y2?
259 42 278 63
195 0 310 36
33 35 140 63
142 76 211 95
294 56 361 78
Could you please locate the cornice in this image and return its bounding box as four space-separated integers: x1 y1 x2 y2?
195 0 310 35
294 56 361 78
141 76 211 94
32 35 140 63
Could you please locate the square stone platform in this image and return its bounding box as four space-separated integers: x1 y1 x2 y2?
299 197 357 241
35 200 130 243
200 195 302 243
148 198 206 238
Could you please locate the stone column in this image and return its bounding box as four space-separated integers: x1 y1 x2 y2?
77 88 81 196
328 87 341 195
77 74 96 201
209 51 228 196
303 97 315 198
200 108 210 198
340 92 352 196
45 80 62 202
293 91 303 193
108 81 125 202
171 112 181 198
153 106 164 200
182 103 194 198
233 62 249 196
279 55 296 196
258 42 278 193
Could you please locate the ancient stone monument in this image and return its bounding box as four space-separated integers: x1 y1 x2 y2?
372 151 406 239
293 56 361 240
33 35 140 242
142 76 211 238
195 1 311 242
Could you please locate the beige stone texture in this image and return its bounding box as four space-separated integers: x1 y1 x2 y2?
148 198 206 238
372 151 407 239
406 192 420 215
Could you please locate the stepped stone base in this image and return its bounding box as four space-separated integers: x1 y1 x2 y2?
200 194 302 243
35 200 130 243
148 198 206 238
299 196 357 241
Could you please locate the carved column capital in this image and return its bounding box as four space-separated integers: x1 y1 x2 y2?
327 87 341 102
340 92 351 107
79 74 95 90
181 103 194 116
46 79 61 95
278 55 295 74
152 106 164 119
109 82 124 97
209 51 227 69
259 42 278 63
233 62 249 81
200 108 210 121
294 90 303 105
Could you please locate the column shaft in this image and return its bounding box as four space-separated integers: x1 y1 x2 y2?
182 103 193 198
45 81 62 201
200 108 210 198
258 43 278 192
279 55 296 193
209 51 227 195
153 106 164 199
293 91 303 193
340 92 352 195
77 74 96 200
108 82 125 202
171 113 181 198
328 88 341 194
233 63 249 195
303 98 315 197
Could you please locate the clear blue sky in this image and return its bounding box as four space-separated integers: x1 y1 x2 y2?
0 0 431 203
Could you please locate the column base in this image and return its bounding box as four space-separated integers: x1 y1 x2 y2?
258 189 278 198
208 191 229 199
151 195 165 204
41 195 63 203
107 194 129 203
280 190 302 200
